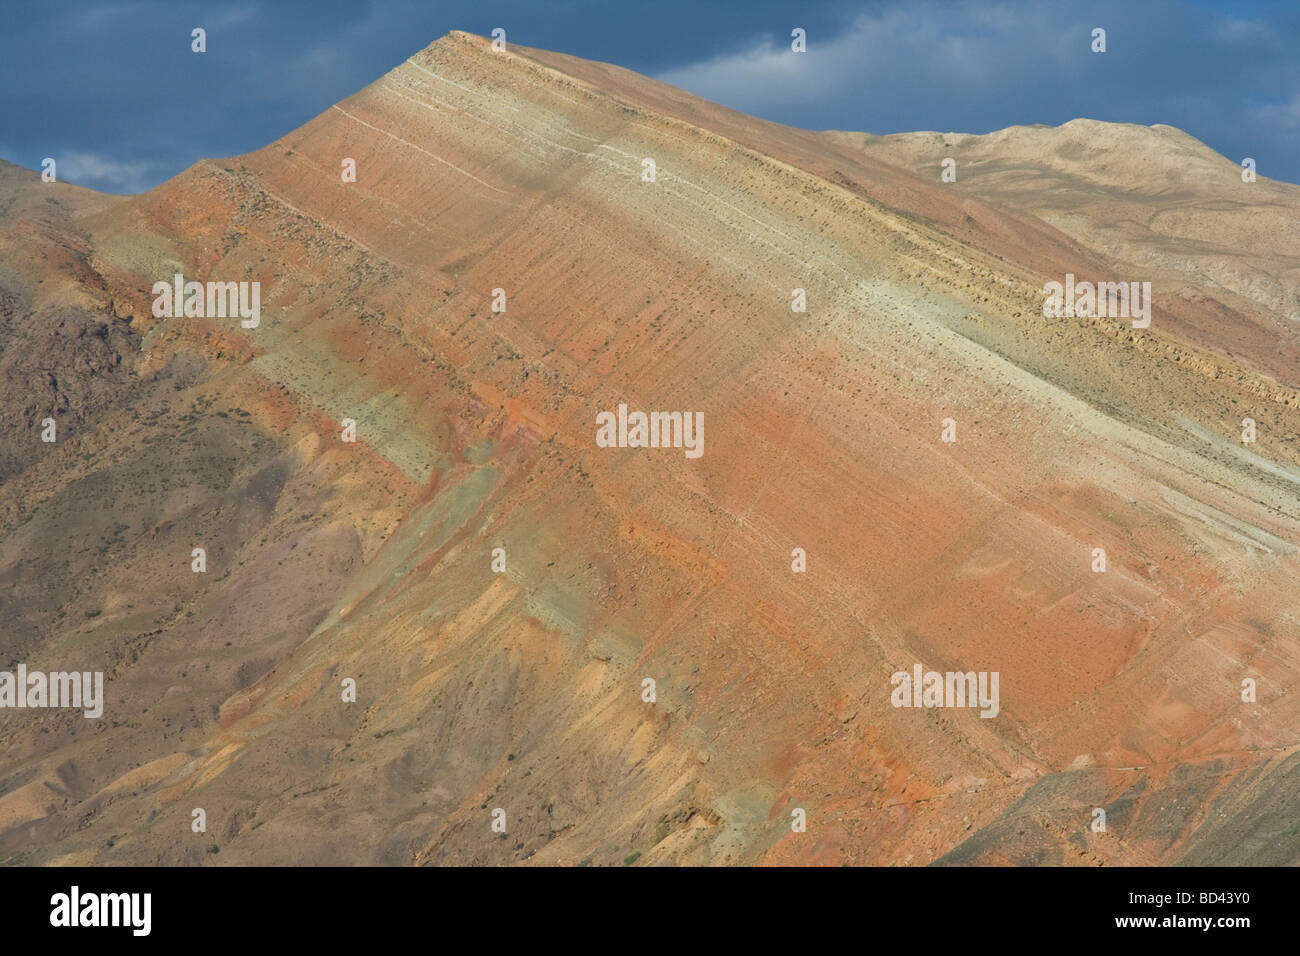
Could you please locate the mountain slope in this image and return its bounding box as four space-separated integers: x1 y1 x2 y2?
828 121 1300 384
1 31 1298 866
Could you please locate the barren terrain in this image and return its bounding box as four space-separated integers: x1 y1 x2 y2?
1 31 1297 866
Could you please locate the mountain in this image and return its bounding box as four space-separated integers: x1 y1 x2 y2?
1 31 1298 866
828 121 1300 382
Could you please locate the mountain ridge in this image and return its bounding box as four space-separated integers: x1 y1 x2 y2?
0 31 1297 866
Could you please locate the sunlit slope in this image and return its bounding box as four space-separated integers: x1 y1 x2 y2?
1 32 1297 865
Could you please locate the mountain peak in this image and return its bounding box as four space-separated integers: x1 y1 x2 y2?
4 31 1299 870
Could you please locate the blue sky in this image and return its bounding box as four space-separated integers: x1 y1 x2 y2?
1 0 1297 192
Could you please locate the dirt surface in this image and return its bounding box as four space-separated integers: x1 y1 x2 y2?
1 32 1297 866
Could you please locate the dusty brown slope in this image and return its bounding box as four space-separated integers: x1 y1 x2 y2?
1 32 1298 866
829 122 1300 386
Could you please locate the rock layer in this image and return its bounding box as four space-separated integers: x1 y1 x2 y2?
1 32 1298 866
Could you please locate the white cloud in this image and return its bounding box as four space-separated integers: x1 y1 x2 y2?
1249 92 1300 132
654 2 1078 129
1218 17 1272 43
206 3 260 31
71 2 151 32
72 1 259 32
56 151 167 193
